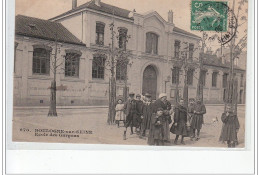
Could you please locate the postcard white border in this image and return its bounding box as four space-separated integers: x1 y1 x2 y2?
4 0 257 174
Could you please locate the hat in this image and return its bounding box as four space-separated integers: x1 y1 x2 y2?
129 92 135 96
196 98 202 102
144 93 151 97
136 94 141 97
157 107 164 112
117 98 123 102
159 93 167 99
189 98 195 101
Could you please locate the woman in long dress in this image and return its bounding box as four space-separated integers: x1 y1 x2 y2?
220 105 240 148
152 93 172 143
115 99 126 128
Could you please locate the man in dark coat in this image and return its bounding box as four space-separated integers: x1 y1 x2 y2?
190 98 206 141
141 93 153 137
123 92 138 140
171 99 188 145
152 93 172 143
136 94 144 134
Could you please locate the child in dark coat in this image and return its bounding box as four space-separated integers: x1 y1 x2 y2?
148 108 164 146
220 105 240 148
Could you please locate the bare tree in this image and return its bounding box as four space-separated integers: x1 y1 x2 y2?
225 0 248 113
92 19 131 124
202 0 247 113
48 34 61 116
47 34 80 116
171 42 200 108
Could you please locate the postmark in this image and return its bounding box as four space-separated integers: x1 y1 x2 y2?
191 1 228 32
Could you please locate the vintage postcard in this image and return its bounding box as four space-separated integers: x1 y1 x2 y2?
13 0 248 148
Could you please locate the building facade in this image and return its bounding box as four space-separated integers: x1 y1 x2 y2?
14 0 246 106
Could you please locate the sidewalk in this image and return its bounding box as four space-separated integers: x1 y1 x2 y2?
13 104 245 110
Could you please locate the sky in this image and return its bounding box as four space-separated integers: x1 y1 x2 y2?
15 0 248 51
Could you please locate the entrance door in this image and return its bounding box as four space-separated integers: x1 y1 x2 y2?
142 65 157 99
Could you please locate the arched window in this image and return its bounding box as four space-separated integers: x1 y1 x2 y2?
92 55 106 79
32 48 50 74
96 22 105 45
65 51 81 77
146 32 158 54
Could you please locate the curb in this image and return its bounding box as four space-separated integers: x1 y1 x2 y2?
13 104 245 110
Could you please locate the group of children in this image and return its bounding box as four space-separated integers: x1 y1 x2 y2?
114 93 240 148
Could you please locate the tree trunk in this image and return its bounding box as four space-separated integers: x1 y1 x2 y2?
48 80 57 116
196 53 204 102
111 77 116 123
48 34 58 117
183 69 188 109
233 79 238 115
107 77 116 124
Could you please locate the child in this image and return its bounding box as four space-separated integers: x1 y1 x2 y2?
115 99 125 128
171 99 188 145
220 105 240 148
148 108 164 146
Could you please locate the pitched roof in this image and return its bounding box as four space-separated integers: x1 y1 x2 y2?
50 0 133 20
173 27 200 39
15 15 85 46
201 53 244 71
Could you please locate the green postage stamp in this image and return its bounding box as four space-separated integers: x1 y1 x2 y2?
191 1 228 32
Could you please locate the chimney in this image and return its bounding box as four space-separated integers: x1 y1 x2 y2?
72 0 77 9
128 9 136 18
168 10 173 24
95 0 101 7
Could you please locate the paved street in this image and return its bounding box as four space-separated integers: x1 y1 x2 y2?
13 105 245 147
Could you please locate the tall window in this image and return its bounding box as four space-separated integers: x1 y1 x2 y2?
32 48 50 74
187 69 194 85
146 32 158 54
65 52 80 77
240 74 244 87
118 28 128 50
92 55 105 79
223 73 228 88
116 62 127 81
212 72 218 87
172 67 180 84
174 40 181 59
201 70 207 86
223 89 227 101
96 22 105 45
189 43 194 60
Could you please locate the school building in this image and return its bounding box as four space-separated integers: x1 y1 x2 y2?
14 0 246 106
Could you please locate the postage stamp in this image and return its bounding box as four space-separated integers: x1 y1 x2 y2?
191 1 228 32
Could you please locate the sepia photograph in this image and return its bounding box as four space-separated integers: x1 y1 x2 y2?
12 0 248 148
